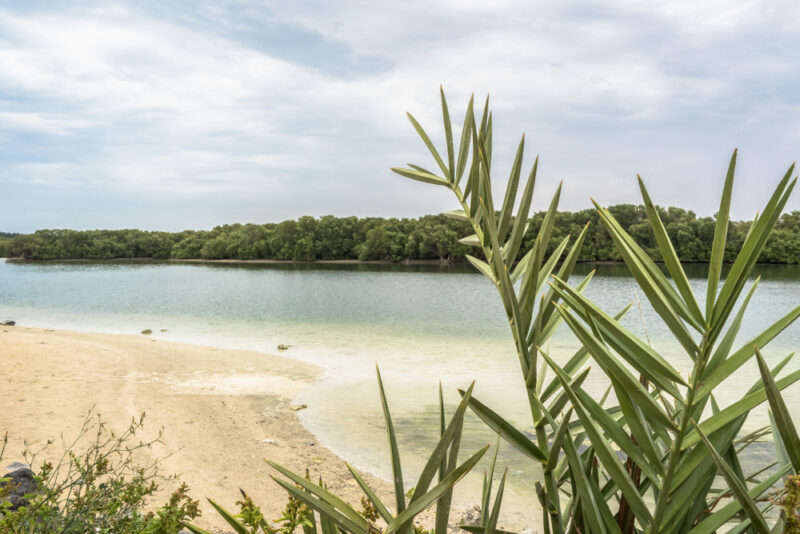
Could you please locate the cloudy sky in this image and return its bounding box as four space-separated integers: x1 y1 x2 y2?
1 1 799 232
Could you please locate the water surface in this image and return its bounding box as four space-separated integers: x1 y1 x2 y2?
2 260 798 514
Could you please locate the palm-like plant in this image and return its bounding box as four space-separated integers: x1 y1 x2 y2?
539 153 800 533
393 92 800 533
392 89 630 532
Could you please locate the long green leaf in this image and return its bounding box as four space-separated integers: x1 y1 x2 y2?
206 499 248 534
435 383 448 534
268 460 369 528
385 446 489 533
686 464 791 534
556 306 676 430
683 367 800 450
482 435 501 526
466 254 497 284
497 135 526 243
755 348 800 471
376 365 406 515
411 383 474 504
536 222 590 330
769 413 791 477
595 204 701 355
703 277 760 376
455 95 474 184
520 236 569 330
542 352 654 524
407 113 449 178
694 424 771 533
437 385 468 534
503 157 538 262
535 182 563 265
706 150 737 319
460 391 547 462
439 381 446 483
440 87 455 182
545 409 572 474
595 201 705 333
484 469 507 534
391 167 449 187
711 168 796 335
272 477 369 534
638 176 704 325
697 304 800 400
346 464 393 523
550 275 686 392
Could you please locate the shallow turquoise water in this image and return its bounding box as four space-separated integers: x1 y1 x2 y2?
1 260 799 515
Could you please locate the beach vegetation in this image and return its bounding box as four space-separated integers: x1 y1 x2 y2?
0 412 200 533
386 89 800 532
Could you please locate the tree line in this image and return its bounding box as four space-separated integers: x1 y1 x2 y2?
3 205 800 263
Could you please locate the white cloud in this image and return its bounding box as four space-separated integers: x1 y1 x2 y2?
0 0 798 231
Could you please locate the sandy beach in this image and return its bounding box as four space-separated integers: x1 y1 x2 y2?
0 326 394 532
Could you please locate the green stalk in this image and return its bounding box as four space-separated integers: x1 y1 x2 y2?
454 165 561 530
650 337 708 531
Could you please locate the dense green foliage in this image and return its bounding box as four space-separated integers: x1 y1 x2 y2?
5 208 800 263
384 92 800 533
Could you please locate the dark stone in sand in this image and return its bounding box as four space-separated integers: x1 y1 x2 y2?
1 467 38 510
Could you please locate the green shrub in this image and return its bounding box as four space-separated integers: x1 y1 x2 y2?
772 475 800 533
0 412 200 533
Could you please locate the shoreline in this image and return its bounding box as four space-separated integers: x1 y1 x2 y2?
4 257 460 265
6 257 797 267
0 326 396 532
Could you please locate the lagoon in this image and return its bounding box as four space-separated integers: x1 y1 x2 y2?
1 259 799 512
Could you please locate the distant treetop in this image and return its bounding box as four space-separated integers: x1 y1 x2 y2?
2 207 800 264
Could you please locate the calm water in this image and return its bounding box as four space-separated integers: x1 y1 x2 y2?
1 260 799 515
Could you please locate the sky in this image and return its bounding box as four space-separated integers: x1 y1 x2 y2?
1 0 799 232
